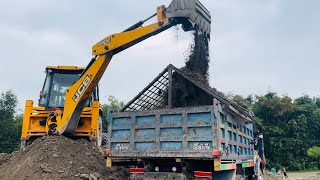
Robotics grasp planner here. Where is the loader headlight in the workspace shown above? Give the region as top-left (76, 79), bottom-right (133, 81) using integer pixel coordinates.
top-left (172, 167), bottom-right (177, 173)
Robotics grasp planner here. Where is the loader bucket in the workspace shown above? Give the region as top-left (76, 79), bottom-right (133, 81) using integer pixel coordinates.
top-left (166, 0), bottom-right (211, 39)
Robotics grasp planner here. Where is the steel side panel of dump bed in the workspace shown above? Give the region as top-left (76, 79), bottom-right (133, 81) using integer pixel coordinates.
top-left (107, 106), bottom-right (217, 158)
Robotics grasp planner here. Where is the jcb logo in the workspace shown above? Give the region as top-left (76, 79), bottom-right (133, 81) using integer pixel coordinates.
top-left (72, 75), bottom-right (91, 102)
top-left (99, 37), bottom-right (111, 46)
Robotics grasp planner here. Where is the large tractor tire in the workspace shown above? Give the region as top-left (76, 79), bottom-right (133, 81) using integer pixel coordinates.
top-left (95, 116), bottom-right (103, 146)
top-left (20, 140), bottom-right (26, 150)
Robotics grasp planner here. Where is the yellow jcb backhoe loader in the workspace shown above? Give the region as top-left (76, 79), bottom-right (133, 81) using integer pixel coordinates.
top-left (20, 0), bottom-right (211, 148)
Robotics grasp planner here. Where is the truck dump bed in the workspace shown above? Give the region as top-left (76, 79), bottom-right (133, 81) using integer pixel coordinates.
top-left (107, 105), bottom-right (254, 161)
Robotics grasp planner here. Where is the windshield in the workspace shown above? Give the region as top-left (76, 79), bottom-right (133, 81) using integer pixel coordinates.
top-left (39, 71), bottom-right (81, 108)
top-left (49, 73), bottom-right (80, 107)
top-left (39, 69), bottom-right (99, 108)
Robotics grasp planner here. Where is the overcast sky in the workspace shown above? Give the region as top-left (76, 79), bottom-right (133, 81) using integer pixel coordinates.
top-left (0, 0), bottom-right (319, 110)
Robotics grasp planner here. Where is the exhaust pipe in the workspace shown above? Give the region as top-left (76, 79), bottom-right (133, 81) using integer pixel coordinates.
top-left (165, 0), bottom-right (211, 39)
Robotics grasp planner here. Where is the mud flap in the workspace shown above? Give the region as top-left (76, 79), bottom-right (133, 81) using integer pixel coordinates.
top-left (106, 157), bottom-right (112, 168)
top-left (166, 0), bottom-right (211, 38)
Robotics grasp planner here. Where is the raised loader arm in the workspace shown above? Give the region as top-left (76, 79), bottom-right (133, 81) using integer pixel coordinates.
top-left (48, 0), bottom-right (211, 135)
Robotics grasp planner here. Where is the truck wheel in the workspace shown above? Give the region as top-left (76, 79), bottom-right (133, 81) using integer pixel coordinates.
top-left (247, 175), bottom-right (254, 180)
top-left (101, 133), bottom-right (108, 146)
top-left (235, 175), bottom-right (245, 180)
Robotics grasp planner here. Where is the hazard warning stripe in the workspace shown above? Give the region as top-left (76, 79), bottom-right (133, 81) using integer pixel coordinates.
top-left (129, 168), bottom-right (144, 174)
top-left (194, 171), bottom-right (212, 177)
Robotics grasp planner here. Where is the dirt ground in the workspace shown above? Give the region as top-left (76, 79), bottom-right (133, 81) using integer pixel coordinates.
top-left (263, 171), bottom-right (320, 180)
top-left (286, 171), bottom-right (320, 180)
top-left (0, 136), bottom-right (128, 180)
top-left (3, 137), bottom-right (320, 180)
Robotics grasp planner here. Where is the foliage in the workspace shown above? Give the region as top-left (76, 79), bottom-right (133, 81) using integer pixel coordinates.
top-left (0, 90), bottom-right (21, 153)
top-left (101, 96), bottom-right (125, 132)
top-left (307, 146), bottom-right (320, 159)
top-left (307, 146), bottom-right (320, 169)
top-left (238, 93), bottom-right (320, 171)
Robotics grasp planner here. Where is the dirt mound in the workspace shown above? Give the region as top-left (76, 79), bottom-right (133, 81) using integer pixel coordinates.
top-left (0, 153), bottom-right (9, 166)
top-left (170, 69), bottom-right (213, 107)
top-left (0, 136), bottom-right (125, 180)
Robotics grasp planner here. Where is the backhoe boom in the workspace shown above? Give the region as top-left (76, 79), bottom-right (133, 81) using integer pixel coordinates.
top-left (47, 0), bottom-right (211, 136)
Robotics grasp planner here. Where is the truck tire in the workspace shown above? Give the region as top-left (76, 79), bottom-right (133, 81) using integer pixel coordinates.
top-left (101, 133), bottom-right (108, 146)
top-left (235, 175), bottom-right (245, 180)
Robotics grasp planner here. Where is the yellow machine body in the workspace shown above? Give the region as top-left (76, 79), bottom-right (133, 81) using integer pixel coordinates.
top-left (21, 66), bottom-right (102, 145)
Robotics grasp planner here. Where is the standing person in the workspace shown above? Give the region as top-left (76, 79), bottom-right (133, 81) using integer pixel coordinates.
top-left (282, 167), bottom-right (288, 178)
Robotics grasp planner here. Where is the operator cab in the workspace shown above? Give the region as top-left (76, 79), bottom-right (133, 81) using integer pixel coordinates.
top-left (38, 66), bottom-right (99, 109)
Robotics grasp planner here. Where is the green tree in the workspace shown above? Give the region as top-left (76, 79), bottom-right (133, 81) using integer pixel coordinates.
top-left (101, 96), bottom-right (125, 132)
top-left (251, 92), bottom-right (320, 171)
top-left (307, 146), bottom-right (320, 168)
top-left (0, 90), bottom-right (20, 153)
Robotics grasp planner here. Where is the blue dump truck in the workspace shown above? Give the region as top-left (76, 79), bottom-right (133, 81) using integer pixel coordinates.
top-left (105, 65), bottom-right (263, 180)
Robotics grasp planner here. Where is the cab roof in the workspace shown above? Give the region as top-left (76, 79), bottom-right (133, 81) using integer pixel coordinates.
top-left (46, 66), bottom-right (85, 71)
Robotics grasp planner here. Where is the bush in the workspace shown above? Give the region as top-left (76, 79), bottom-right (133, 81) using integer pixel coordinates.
top-left (266, 160), bottom-right (281, 172)
top-left (306, 161), bottom-right (318, 170)
top-left (288, 161), bottom-right (304, 171)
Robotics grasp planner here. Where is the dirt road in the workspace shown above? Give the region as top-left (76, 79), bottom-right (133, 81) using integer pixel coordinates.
top-left (264, 171), bottom-right (320, 180)
top-left (286, 171), bottom-right (320, 180)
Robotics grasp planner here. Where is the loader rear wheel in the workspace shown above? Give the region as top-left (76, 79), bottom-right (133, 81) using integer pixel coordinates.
top-left (20, 137), bottom-right (37, 149)
top-left (20, 141), bottom-right (26, 150)
top-left (94, 116), bottom-right (103, 146)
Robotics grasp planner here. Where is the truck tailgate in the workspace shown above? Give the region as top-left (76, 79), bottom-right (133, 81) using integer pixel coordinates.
top-left (107, 106), bottom-right (217, 158)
